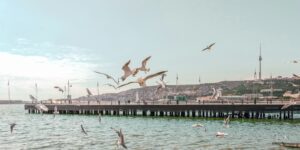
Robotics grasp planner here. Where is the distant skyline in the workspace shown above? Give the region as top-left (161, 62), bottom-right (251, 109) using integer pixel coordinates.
top-left (0, 0), bottom-right (299, 100)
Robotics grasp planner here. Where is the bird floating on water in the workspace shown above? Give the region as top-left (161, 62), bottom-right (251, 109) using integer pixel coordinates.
top-left (192, 123), bottom-right (204, 128)
top-left (202, 43), bottom-right (215, 51)
top-left (118, 71), bottom-right (168, 88)
top-left (216, 132), bottom-right (228, 137)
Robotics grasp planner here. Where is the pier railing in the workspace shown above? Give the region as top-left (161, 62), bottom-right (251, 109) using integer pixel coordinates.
top-left (35, 99), bottom-right (299, 106)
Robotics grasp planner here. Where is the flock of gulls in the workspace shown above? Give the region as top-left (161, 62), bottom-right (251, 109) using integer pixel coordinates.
top-left (8, 44), bottom-right (217, 148)
top-left (192, 115), bottom-right (230, 137)
top-left (94, 56), bottom-right (167, 91)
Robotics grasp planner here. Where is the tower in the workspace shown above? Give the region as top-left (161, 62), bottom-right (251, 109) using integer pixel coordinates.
top-left (259, 44), bottom-right (262, 80)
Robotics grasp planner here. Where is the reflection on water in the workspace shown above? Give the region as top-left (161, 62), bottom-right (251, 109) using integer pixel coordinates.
top-left (0, 105), bottom-right (300, 149)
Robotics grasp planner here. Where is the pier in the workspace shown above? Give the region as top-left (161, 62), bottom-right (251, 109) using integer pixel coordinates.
top-left (24, 100), bottom-right (300, 120)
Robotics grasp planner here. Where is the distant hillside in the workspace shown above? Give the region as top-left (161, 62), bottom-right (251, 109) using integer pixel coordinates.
top-left (75, 78), bottom-right (299, 102)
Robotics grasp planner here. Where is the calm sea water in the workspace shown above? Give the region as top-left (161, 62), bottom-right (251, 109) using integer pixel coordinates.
top-left (1, 104), bottom-right (300, 150)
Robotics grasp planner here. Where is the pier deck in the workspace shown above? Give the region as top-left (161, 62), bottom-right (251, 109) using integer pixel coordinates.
top-left (24, 101), bottom-right (300, 119)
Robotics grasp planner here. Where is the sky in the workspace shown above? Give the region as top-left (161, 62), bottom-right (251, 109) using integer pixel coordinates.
top-left (0, 0), bottom-right (299, 100)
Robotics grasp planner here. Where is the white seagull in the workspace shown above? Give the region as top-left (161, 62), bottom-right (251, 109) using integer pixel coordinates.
top-left (118, 71), bottom-right (168, 88)
top-left (121, 60), bottom-right (135, 81)
top-left (136, 56), bottom-right (151, 74)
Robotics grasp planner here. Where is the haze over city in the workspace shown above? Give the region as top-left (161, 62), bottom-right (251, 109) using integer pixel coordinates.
top-left (0, 0), bottom-right (299, 100)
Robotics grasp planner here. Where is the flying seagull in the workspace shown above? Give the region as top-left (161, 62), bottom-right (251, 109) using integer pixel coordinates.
top-left (289, 82), bottom-right (300, 87)
top-left (86, 88), bottom-right (93, 97)
top-left (94, 71), bottom-right (119, 85)
top-left (118, 71), bottom-right (168, 88)
top-left (121, 60), bottom-right (134, 81)
top-left (111, 127), bottom-right (127, 149)
top-left (81, 124), bottom-right (88, 135)
top-left (29, 95), bottom-right (37, 103)
top-left (202, 43), bottom-right (215, 51)
top-left (136, 56), bottom-right (151, 74)
top-left (293, 74), bottom-right (300, 79)
top-left (10, 123), bottom-right (16, 134)
top-left (224, 115), bottom-right (230, 127)
top-left (156, 74), bottom-right (167, 92)
top-left (281, 100), bottom-right (297, 110)
top-left (54, 86), bottom-right (64, 93)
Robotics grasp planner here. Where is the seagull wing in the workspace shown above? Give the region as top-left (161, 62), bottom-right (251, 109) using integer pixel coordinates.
top-left (293, 74), bottom-right (300, 78)
top-left (144, 71), bottom-right (168, 81)
top-left (122, 60), bottom-right (132, 77)
top-left (86, 88), bottom-right (92, 96)
top-left (94, 71), bottom-right (119, 85)
top-left (141, 56), bottom-right (151, 68)
top-left (161, 74), bottom-right (167, 81)
top-left (208, 43), bottom-right (216, 48)
top-left (104, 83), bottom-right (117, 89)
top-left (117, 81), bottom-right (138, 89)
top-left (29, 95), bottom-right (37, 101)
top-left (202, 47), bottom-right (209, 51)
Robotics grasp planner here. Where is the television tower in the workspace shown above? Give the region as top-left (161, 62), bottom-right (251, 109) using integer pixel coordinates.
top-left (259, 44), bottom-right (262, 80)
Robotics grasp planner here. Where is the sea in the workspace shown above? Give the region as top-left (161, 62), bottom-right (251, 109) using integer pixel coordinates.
top-left (0, 104), bottom-right (300, 150)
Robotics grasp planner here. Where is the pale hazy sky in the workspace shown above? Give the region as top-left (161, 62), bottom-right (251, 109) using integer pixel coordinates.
top-left (0, 0), bottom-right (299, 100)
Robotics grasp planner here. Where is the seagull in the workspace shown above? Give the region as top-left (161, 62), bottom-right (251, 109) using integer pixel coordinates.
top-left (86, 88), bottom-right (93, 97)
top-left (281, 100), bottom-right (297, 110)
top-left (293, 74), bottom-right (300, 79)
top-left (104, 83), bottom-right (118, 90)
top-left (156, 73), bottom-right (167, 91)
top-left (224, 115), bottom-right (230, 125)
top-left (94, 71), bottom-right (119, 85)
top-left (10, 123), bottom-right (16, 134)
top-left (98, 114), bottom-right (101, 123)
top-left (202, 43), bottom-right (215, 51)
top-left (111, 127), bottom-right (127, 149)
top-left (156, 80), bottom-right (167, 92)
top-left (192, 123), bottom-right (204, 128)
top-left (290, 60), bottom-right (299, 63)
top-left (160, 73), bottom-right (167, 81)
top-left (29, 95), bottom-right (37, 102)
top-left (81, 124), bottom-right (88, 135)
top-left (216, 132), bottom-right (228, 137)
top-left (136, 56), bottom-right (151, 73)
top-left (54, 86), bottom-right (64, 93)
top-left (289, 82), bottom-right (300, 87)
top-left (53, 106), bottom-right (59, 118)
top-left (121, 60), bottom-right (134, 81)
top-left (118, 71), bottom-right (168, 88)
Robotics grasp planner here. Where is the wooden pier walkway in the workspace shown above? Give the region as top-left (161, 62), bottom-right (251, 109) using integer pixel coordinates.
top-left (24, 101), bottom-right (300, 120)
